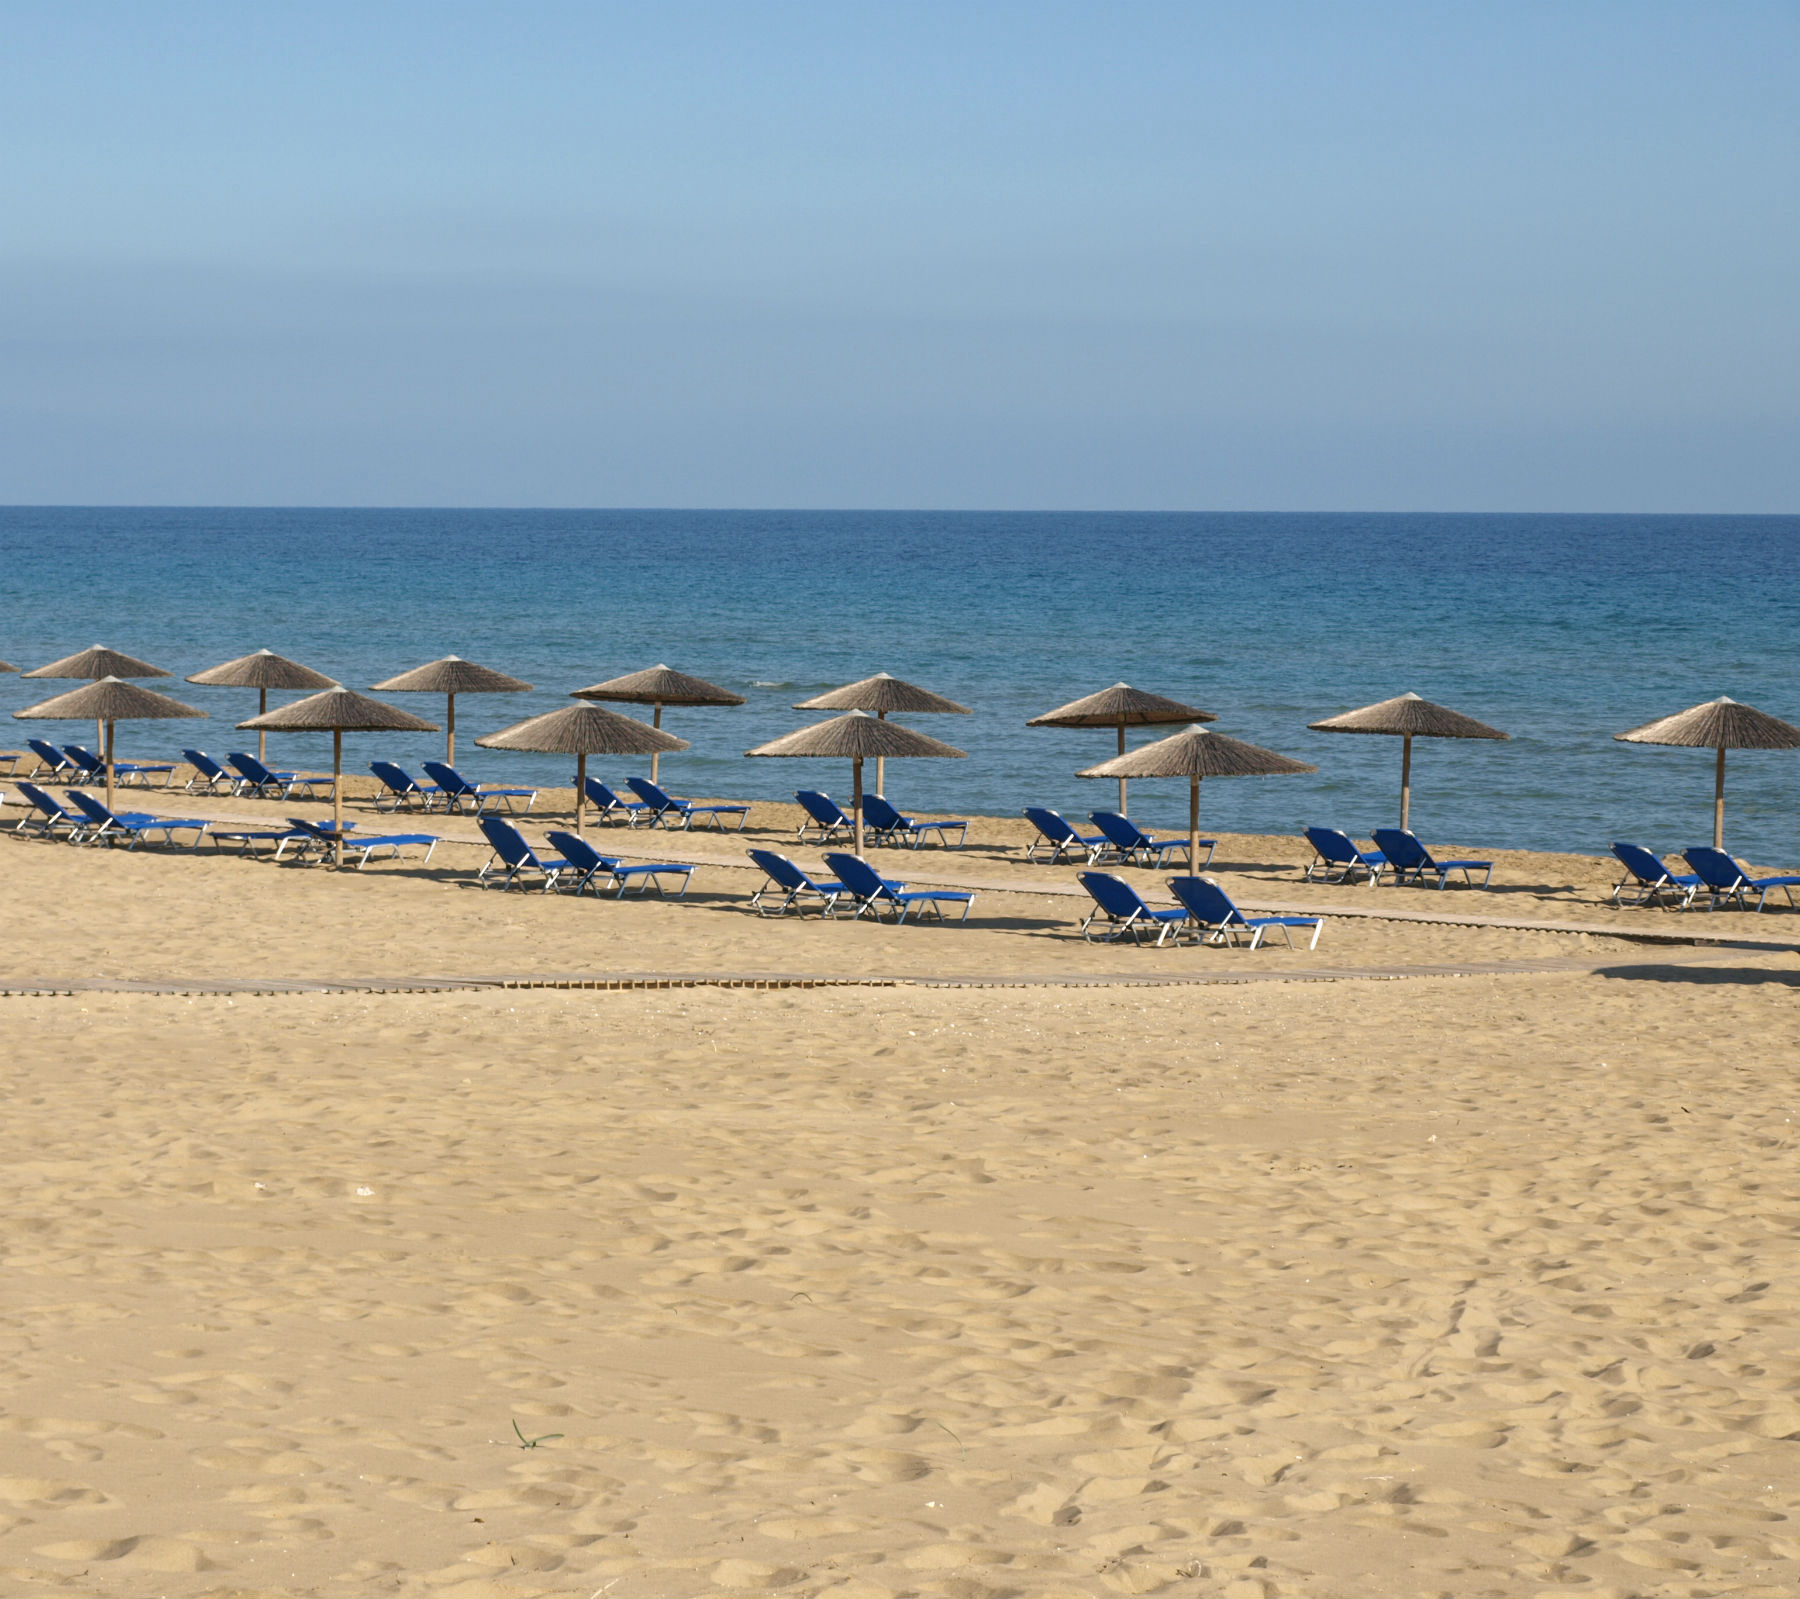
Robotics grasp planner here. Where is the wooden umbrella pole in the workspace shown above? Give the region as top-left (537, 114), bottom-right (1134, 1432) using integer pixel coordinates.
top-left (1189, 775), bottom-right (1200, 873)
top-left (334, 728), bottom-right (344, 870)
top-left (104, 719), bottom-right (115, 815)
top-left (447, 694), bottom-right (456, 765)
top-left (876, 709), bottom-right (886, 798)
top-left (651, 703), bottom-right (662, 784)
top-left (1117, 722), bottom-right (1127, 815)
top-left (576, 752), bottom-right (587, 834)
top-left (1400, 733), bottom-right (1413, 831)
top-left (259, 687), bottom-right (268, 762)
top-left (1714, 746), bottom-right (1726, 850)
top-left (852, 756), bottom-right (864, 856)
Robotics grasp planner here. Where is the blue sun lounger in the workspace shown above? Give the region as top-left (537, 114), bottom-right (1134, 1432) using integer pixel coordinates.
top-left (279, 816), bottom-right (440, 869)
top-left (626, 776), bottom-right (750, 832)
top-left (423, 760), bottom-right (537, 815)
top-left (1090, 810), bottom-right (1203, 869)
top-left (1167, 875), bottom-right (1323, 950)
top-left (795, 790), bottom-right (855, 844)
top-left (182, 749), bottom-right (242, 793)
top-left (1022, 807), bottom-right (1107, 864)
top-left (1681, 846), bottom-right (1800, 912)
top-left (65, 789), bottom-right (211, 849)
top-left (822, 851), bottom-right (976, 924)
top-left (1608, 843), bottom-right (1700, 908)
top-left (26, 740), bottom-right (81, 780)
top-left (476, 816), bottom-right (567, 890)
top-left (1371, 828), bottom-right (1493, 889)
top-left (62, 745), bottom-right (177, 789)
top-left (544, 830), bottom-right (694, 897)
top-left (861, 793), bottom-right (968, 850)
top-left (1302, 827), bottom-right (1387, 886)
top-left (11, 781), bottom-right (89, 839)
top-left (229, 752), bottom-right (335, 800)
top-left (584, 776), bottom-right (649, 826)
top-left (746, 848), bottom-right (845, 916)
top-left (1075, 871), bottom-right (1188, 944)
top-left (370, 761), bottom-right (446, 812)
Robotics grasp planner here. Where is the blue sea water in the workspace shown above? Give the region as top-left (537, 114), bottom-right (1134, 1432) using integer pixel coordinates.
top-left (2, 507), bottom-right (1798, 863)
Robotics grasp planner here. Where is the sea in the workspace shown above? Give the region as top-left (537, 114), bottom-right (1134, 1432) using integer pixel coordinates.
top-left (3, 508), bottom-right (1797, 863)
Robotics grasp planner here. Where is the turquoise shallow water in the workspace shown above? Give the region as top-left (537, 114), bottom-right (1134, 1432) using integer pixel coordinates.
top-left (2, 507), bottom-right (1798, 862)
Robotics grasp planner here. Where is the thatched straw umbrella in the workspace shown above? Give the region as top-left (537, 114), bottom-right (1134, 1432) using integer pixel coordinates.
top-left (187, 649), bottom-right (336, 763)
top-left (1029, 683), bottom-right (1215, 814)
top-left (241, 687), bottom-right (438, 868)
top-left (0, 658), bottom-right (16, 673)
top-left (14, 677), bottom-right (206, 815)
top-left (1079, 725), bottom-right (1316, 870)
top-left (1308, 692), bottom-right (1508, 831)
top-left (794, 672), bottom-right (970, 800)
top-left (370, 657), bottom-right (533, 765)
top-left (476, 702), bottom-right (689, 834)
top-left (571, 665), bottom-right (744, 784)
top-left (1615, 696), bottom-right (1800, 849)
top-left (24, 645), bottom-right (174, 750)
top-left (23, 645), bottom-right (171, 682)
top-left (747, 710), bottom-right (967, 854)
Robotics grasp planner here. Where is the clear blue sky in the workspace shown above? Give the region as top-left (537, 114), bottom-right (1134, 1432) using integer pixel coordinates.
top-left (3, 2), bottom-right (1795, 509)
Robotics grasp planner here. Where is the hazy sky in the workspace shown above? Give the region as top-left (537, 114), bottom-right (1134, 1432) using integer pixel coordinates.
top-left (3, 2), bottom-right (1795, 509)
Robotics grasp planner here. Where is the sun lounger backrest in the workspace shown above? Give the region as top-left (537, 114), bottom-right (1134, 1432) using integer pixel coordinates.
top-left (1166, 875), bottom-right (1241, 928)
top-left (66, 790), bottom-right (116, 828)
top-left (1371, 828), bottom-right (1430, 870)
top-left (19, 781), bottom-right (69, 818)
top-left (423, 761), bottom-right (476, 797)
top-left (796, 790), bottom-right (848, 828)
top-left (1078, 870), bottom-right (1152, 919)
top-left (749, 849), bottom-right (818, 893)
top-left (1025, 807), bottom-right (1076, 843)
top-left (1610, 842), bottom-right (1671, 883)
top-left (28, 739), bottom-right (65, 767)
top-left (370, 761), bottom-right (417, 793)
top-left (863, 794), bottom-right (905, 830)
top-left (476, 815), bottom-right (532, 866)
top-left (1304, 827), bottom-right (1358, 864)
top-left (229, 752), bottom-right (280, 785)
top-left (183, 749), bottom-right (225, 777)
top-left (1089, 811), bottom-right (1144, 851)
top-left (545, 830), bottom-right (609, 872)
top-left (1682, 847), bottom-right (1743, 890)
top-left (822, 853), bottom-right (890, 901)
top-left (627, 776), bottom-right (676, 809)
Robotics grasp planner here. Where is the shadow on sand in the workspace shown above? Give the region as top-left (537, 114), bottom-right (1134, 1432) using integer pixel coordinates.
top-left (1595, 962), bottom-right (1800, 987)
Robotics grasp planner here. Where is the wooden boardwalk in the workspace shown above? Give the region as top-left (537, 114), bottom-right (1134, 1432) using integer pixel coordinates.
top-left (4, 945), bottom-right (1780, 999)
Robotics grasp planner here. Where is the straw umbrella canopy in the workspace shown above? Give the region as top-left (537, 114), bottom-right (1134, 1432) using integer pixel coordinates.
top-left (187, 649), bottom-right (336, 763)
top-left (1614, 696), bottom-right (1800, 849)
top-left (794, 672), bottom-right (971, 799)
top-left (476, 702), bottom-right (689, 834)
top-left (747, 710), bottom-right (967, 855)
top-left (370, 657), bottom-right (533, 765)
top-left (1028, 683), bottom-right (1216, 814)
top-left (572, 665), bottom-right (745, 784)
top-left (1308, 692), bottom-right (1508, 831)
top-left (1079, 725), bottom-right (1316, 871)
top-left (241, 687), bottom-right (437, 868)
top-left (14, 677), bottom-right (206, 814)
top-left (24, 645), bottom-right (175, 749)
top-left (0, 658), bottom-right (16, 673)
top-left (23, 644), bottom-right (171, 682)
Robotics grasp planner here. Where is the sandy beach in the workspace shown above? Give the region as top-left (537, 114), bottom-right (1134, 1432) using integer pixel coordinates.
top-left (4, 785), bottom-right (1800, 1598)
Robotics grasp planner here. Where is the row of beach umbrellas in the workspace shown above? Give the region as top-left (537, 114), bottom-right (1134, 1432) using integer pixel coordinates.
top-left (6, 646), bottom-right (1800, 866)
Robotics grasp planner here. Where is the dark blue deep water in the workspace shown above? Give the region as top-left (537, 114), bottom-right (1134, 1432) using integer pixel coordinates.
top-left (3, 508), bottom-right (1798, 861)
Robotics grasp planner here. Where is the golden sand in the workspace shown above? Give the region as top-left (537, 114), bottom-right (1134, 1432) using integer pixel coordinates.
top-left (3, 785), bottom-right (1799, 1597)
